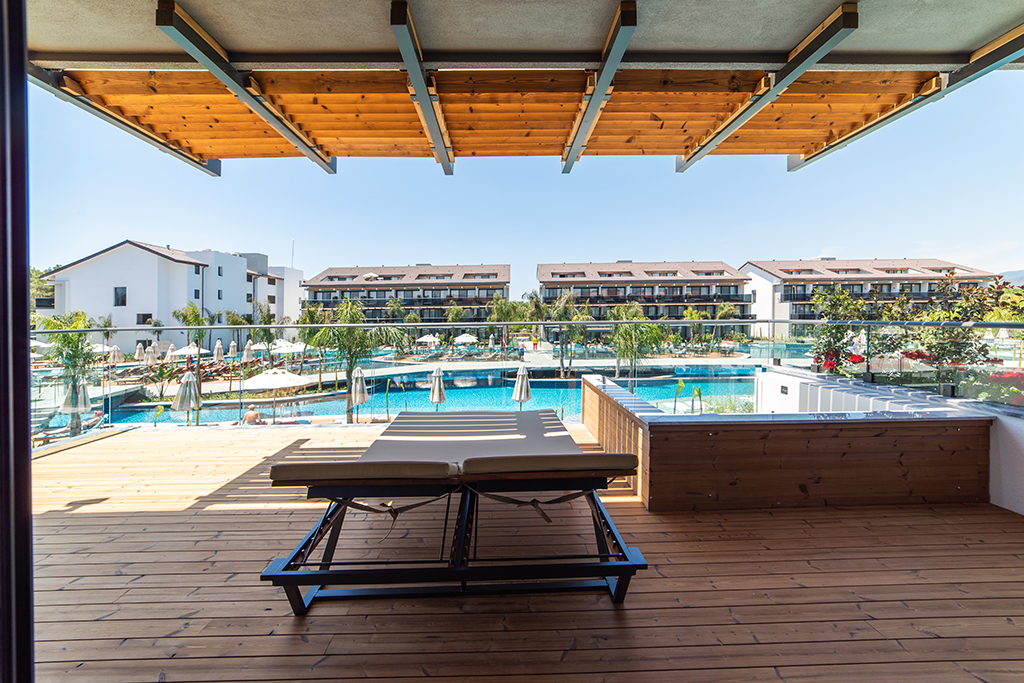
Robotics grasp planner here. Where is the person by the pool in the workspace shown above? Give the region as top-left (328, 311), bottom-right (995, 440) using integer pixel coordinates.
top-left (242, 405), bottom-right (263, 425)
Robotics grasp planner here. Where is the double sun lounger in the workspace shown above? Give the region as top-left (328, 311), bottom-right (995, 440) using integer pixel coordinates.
top-left (261, 410), bottom-right (647, 614)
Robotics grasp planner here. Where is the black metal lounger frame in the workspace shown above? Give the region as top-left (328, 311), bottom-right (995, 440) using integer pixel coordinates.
top-left (261, 475), bottom-right (647, 615)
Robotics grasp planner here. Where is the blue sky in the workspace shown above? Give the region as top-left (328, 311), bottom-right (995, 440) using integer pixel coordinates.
top-left (28, 70), bottom-right (1024, 297)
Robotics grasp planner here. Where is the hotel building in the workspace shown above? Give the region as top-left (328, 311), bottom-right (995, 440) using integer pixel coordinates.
top-left (537, 261), bottom-right (754, 336)
top-left (741, 258), bottom-right (1000, 336)
top-left (302, 264), bottom-right (510, 324)
top-left (37, 240), bottom-right (303, 350)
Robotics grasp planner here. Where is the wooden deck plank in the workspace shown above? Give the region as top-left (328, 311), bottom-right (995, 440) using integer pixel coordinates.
top-left (31, 426), bottom-right (1024, 682)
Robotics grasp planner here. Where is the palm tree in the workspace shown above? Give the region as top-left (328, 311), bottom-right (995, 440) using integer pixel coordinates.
top-left (224, 310), bottom-right (249, 350)
top-left (37, 311), bottom-right (96, 436)
top-left (404, 311), bottom-right (421, 345)
top-left (714, 302), bottom-right (740, 340)
top-left (90, 313), bottom-right (114, 351)
top-left (296, 303), bottom-right (328, 389)
top-left (607, 302), bottom-right (664, 387)
top-left (314, 301), bottom-right (403, 423)
top-left (487, 293), bottom-right (520, 353)
top-left (386, 297), bottom-right (406, 321)
top-left (549, 289), bottom-right (579, 378)
top-left (522, 289), bottom-right (548, 341)
top-left (250, 300), bottom-right (276, 366)
top-left (445, 301), bottom-right (466, 345)
top-left (146, 317), bottom-right (164, 345)
top-left (172, 301), bottom-right (217, 395)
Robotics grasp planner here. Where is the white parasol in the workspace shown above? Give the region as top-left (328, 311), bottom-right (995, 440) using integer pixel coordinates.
top-left (229, 339), bottom-right (237, 357)
top-left (417, 334), bottom-right (441, 345)
top-left (143, 344), bottom-right (158, 367)
top-left (512, 365), bottom-right (532, 410)
top-left (488, 334), bottom-right (495, 350)
top-left (213, 339), bottom-right (224, 363)
top-left (454, 333), bottom-right (478, 344)
top-left (164, 342), bottom-right (176, 360)
top-left (242, 340), bottom-right (254, 363)
top-left (429, 366), bottom-right (446, 411)
top-left (134, 342), bottom-right (145, 361)
top-left (107, 346), bottom-right (124, 364)
top-left (350, 366), bottom-right (369, 422)
top-left (169, 343), bottom-right (210, 357)
top-left (58, 378), bottom-right (91, 415)
top-left (90, 342), bottom-right (114, 354)
top-left (170, 371), bottom-right (202, 425)
top-left (243, 368), bottom-right (309, 423)
top-left (30, 338), bottom-right (53, 349)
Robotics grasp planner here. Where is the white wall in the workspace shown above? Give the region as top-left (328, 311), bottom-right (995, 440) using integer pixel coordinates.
top-left (740, 265), bottom-right (777, 337)
top-left (989, 415), bottom-right (1024, 516)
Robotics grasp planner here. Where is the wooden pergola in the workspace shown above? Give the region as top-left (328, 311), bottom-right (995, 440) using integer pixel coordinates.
top-left (26, 1), bottom-right (1024, 176)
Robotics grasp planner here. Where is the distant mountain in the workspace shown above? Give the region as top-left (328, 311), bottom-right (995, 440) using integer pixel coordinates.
top-left (1002, 270), bottom-right (1024, 286)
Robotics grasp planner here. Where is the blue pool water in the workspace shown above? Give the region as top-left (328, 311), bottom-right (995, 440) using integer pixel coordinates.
top-left (108, 368), bottom-right (756, 425)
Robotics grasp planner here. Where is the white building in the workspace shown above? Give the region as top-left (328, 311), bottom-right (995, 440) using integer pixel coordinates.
top-left (740, 258), bottom-right (999, 337)
top-left (38, 240), bottom-right (303, 351)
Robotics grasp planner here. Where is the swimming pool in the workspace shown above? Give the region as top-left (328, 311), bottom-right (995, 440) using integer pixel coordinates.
top-left (107, 367), bottom-right (758, 425)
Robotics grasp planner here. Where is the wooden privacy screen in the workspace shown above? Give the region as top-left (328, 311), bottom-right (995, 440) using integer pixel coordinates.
top-left (582, 379), bottom-right (992, 512)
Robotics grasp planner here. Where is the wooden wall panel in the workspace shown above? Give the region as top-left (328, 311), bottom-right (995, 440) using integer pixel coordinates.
top-left (582, 379), bottom-right (991, 513)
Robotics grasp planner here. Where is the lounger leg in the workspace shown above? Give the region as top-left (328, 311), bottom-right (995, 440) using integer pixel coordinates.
top-left (610, 574), bottom-right (632, 604)
top-left (318, 504), bottom-right (347, 571)
top-left (283, 585), bottom-right (309, 616)
top-left (449, 488), bottom-right (476, 570)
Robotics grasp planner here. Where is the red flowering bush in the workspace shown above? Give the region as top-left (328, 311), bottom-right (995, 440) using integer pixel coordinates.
top-left (848, 354), bottom-right (865, 364)
top-left (822, 360), bottom-right (836, 371)
top-left (901, 349), bottom-right (932, 361)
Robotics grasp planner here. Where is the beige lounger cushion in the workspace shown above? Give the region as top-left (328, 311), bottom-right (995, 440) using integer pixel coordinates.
top-left (461, 452), bottom-right (638, 475)
top-left (270, 460), bottom-right (458, 482)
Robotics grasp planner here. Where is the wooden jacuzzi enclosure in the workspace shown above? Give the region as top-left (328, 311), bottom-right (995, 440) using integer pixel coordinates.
top-left (580, 374), bottom-right (992, 513)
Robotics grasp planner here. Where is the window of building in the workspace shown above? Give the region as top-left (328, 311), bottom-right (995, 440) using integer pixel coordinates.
top-left (267, 295), bottom-right (276, 304)
top-left (829, 269), bottom-right (864, 275)
top-left (901, 283), bottom-right (922, 293)
top-left (718, 285), bottom-right (739, 295)
top-left (367, 290), bottom-right (388, 299)
top-left (631, 286), bottom-right (653, 297)
top-left (247, 274), bottom-right (253, 283)
top-left (194, 289), bottom-right (200, 300)
top-left (782, 269), bottom-right (814, 275)
top-left (246, 293), bottom-right (253, 303)
top-left (113, 287), bottom-right (126, 307)
top-left (553, 272), bottom-right (584, 278)
top-left (841, 284), bottom-right (863, 294)
top-left (326, 276), bottom-right (353, 281)
top-left (217, 290), bottom-right (223, 300)
top-left (646, 271), bottom-right (677, 277)
top-left (688, 286), bottom-right (711, 296)
top-left (194, 265), bottom-right (201, 275)
top-left (598, 272), bottom-right (629, 278)
top-left (931, 268), bottom-right (954, 274)
top-left (883, 269), bottom-right (907, 275)
top-left (467, 273), bottom-right (497, 279)
top-left (267, 278), bottom-right (276, 285)
top-left (479, 288), bottom-right (502, 298)
top-left (875, 283), bottom-right (892, 293)
top-left (417, 274), bottom-right (452, 280)
top-left (451, 289), bottom-right (472, 298)
top-left (694, 271), bottom-right (724, 277)
top-left (397, 289), bottom-right (417, 298)
top-left (425, 289), bottom-right (446, 298)
top-left (379, 275), bottom-right (404, 281)
top-left (217, 266), bottom-right (223, 276)
top-left (136, 313), bottom-right (152, 325)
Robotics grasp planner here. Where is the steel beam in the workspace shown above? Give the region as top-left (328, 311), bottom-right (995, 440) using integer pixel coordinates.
top-left (788, 20), bottom-right (1024, 172)
top-left (27, 63), bottom-right (221, 177)
top-left (391, 1), bottom-right (453, 175)
top-left (155, 1), bottom-right (336, 174)
top-left (562, 2), bottom-right (637, 173)
top-left (676, 3), bottom-right (858, 174)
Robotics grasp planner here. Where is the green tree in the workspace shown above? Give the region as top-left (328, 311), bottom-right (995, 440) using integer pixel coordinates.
top-left (297, 303), bottom-right (329, 390)
top-left (146, 317), bottom-right (165, 344)
top-left (487, 293), bottom-right (521, 352)
top-left (314, 302), bottom-right (406, 423)
top-left (172, 302), bottom-right (219, 395)
top-left (30, 267), bottom-right (56, 312)
top-left (250, 300), bottom-right (277, 364)
top-left (37, 311), bottom-right (96, 436)
top-left (607, 302), bottom-right (664, 386)
top-left (224, 310), bottom-right (249, 350)
top-left (404, 311), bottom-right (421, 344)
top-left (522, 289), bottom-right (548, 340)
top-left (386, 297), bottom-right (406, 321)
top-left (713, 302), bottom-right (739, 340)
top-left (445, 301), bottom-right (466, 343)
top-left (90, 313), bottom-right (114, 352)
top-left (811, 286), bottom-right (867, 373)
top-left (549, 289), bottom-right (582, 378)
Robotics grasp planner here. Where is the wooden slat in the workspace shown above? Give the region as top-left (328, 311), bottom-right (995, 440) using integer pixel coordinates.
top-left (30, 426), bottom-right (1024, 681)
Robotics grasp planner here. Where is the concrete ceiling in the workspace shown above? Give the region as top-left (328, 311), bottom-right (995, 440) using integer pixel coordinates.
top-left (28, 0), bottom-right (1024, 71)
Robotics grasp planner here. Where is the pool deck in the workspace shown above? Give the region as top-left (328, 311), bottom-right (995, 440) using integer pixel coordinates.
top-left (31, 424), bottom-right (1024, 681)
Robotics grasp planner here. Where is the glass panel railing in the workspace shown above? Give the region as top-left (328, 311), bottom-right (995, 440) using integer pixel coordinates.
top-left (29, 318), bottom-right (1024, 442)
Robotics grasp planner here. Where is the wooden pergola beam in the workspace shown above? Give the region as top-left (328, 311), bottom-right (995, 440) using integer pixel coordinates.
top-left (676, 3), bottom-right (858, 174)
top-left (788, 19), bottom-right (1024, 171)
top-left (26, 63), bottom-right (221, 176)
top-left (391, 1), bottom-right (454, 175)
top-left (562, 2), bottom-right (637, 173)
top-left (155, 1), bottom-right (336, 174)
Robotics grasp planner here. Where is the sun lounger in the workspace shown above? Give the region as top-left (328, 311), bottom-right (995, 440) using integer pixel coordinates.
top-left (261, 409), bottom-right (646, 614)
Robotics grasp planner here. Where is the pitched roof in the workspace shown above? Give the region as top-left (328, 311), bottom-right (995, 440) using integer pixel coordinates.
top-left (537, 261), bottom-right (749, 284)
top-left (303, 264), bottom-right (510, 288)
top-left (741, 258), bottom-right (999, 282)
top-left (44, 240), bottom-right (207, 277)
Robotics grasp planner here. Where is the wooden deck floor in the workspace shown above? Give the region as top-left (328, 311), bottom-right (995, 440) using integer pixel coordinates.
top-left (32, 425), bottom-right (1024, 682)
